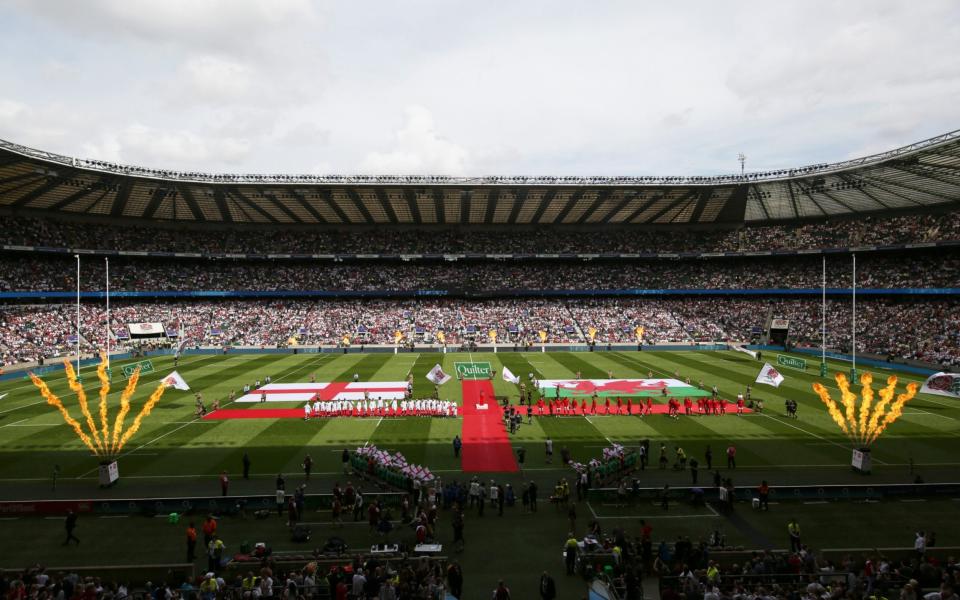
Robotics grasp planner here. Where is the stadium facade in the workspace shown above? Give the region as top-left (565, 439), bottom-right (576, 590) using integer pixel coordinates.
top-left (2, 129), bottom-right (960, 226)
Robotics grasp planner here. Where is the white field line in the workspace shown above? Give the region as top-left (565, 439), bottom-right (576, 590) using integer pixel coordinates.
top-left (902, 407), bottom-right (957, 421)
top-left (0, 400), bottom-right (47, 415)
top-left (584, 416), bottom-right (614, 445)
top-left (760, 413), bottom-right (889, 465)
top-left (588, 499), bottom-right (720, 520)
top-left (404, 354), bottom-right (420, 378)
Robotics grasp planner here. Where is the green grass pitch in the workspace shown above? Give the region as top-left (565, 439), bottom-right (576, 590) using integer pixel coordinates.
top-left (1, 349), bottom-right (956, 487)
top-left (2, 350), bottom-right (959, 598)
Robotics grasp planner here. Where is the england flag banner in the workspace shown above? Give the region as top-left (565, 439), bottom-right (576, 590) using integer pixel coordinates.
top-left (502, 366), bottom-right (520, 384)
top-left (920, 372), bottom-right (960, 399)
top-left (426, 364), bottom-right (451, 386)
top-left (755, 363), bottom-right (785, 387)
top-left (161, 371), bottom-right (190, 391)
top-left (128, 322), bottom-right (165, 336)
top-left (237, 382), bottom-right (409, 403)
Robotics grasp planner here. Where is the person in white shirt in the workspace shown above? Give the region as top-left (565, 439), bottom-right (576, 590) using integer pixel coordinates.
top-left (352, 570), bottom-right (366, 597)
top-left (303, 403), bottom-right (311, 421)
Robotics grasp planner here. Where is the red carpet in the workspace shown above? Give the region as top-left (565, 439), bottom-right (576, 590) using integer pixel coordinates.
top-left (460, 380), bottom-right (518, 473)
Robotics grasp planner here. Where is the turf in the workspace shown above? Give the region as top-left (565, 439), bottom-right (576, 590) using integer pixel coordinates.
top-left (2, 349), bottom-right (959, 599)
top-left (1, 349), bottom-right (957, 488)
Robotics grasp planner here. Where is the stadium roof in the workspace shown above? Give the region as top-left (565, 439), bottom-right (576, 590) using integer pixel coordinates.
top-left (1, 130), bottom-right (960, 226)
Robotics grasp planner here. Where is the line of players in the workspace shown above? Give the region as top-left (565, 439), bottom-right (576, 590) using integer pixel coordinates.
top-left (665, 393), bottom-right (759, 418)
top-left (303, 396), bottom-right (458, 419)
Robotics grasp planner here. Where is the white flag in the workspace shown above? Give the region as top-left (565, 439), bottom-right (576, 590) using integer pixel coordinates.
top-left (731, 344), bottom-right (757, 359)
top-left (0, 393), bottom-right (7, 402)
top-left (502, 366), bottom-right (520, 384)
top-left (426, 364), bottom-right (451, 385)
top-left (920, 372), bottom-right (960, 398)
top-left (755, 363), bottom-right (784, 388)
top-left (161, 370), bottom-right (190, 391)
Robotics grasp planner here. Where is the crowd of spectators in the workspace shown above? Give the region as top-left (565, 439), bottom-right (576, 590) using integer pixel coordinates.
top-left (2, 208), bottom-right (959, 255)
top-left (2, 297), bottom-right (957, 369)
top-left (0, 555), bottom-right (451, 600)
top-left (1, 251), bottom-right (957, 293)
top-left (658, 545), bottom-right (960, 600)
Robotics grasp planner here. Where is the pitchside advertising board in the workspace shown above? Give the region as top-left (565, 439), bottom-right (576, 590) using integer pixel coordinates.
top-left (121, 359), bottom-right (154, 378)
top-left (454, 362), bottom-right (492, 379)
top-left (777, 354), bottom-right (807, 371)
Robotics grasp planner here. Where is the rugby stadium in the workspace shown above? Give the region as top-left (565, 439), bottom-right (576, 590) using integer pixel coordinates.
top-left (2, 6), bottom-right (960, 600)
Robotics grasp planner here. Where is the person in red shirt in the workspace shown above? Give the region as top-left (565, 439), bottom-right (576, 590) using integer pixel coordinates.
top-left (683, 397), bottom-right (693, 416)
top-left (645, 397), bottom-right (653, 416)
top-left (737, 395), bottom-right (745, 415)
top-left (719, 398), bottom-right (727, 414)
top-left (186, 522), bottom-right (198, 562)
top-left (202, 515), bottom-right (217, 548)
top-left (640, 519), bottom-right (653, 542)
top-left (669, 398), bottom-right (679, 419)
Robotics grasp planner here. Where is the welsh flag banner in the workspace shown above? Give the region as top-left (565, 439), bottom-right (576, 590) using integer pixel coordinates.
top-left (536, 378), bottom-right (709, 399)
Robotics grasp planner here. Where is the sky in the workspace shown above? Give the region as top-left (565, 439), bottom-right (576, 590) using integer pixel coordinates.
top-left (0, 0), bottom-right (958, 176)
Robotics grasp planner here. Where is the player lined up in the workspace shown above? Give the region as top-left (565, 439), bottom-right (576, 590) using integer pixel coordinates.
top-left (303, 398), bottom-right (457, 419)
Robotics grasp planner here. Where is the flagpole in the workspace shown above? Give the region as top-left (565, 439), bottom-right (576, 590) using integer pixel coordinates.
top-left (851, 253), bottom-right (857, 381)
top-left (75, 254), bottom-right (81, 379)
top-left (105, 257), bottom-right (110, 371)
top-left (821, 256), bottom-right (827, 377)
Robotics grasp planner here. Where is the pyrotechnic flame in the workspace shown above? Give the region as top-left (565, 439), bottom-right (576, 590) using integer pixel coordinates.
top-left (117, 383), bottom-right (166, 450)
top-left (64, 361), bottom-right (104, 453)
top-left (110, 368), bottom-right (141, 454)
top-left (96, 354), bottom-right (110, 446)
top-left (811, 372), bottom-right (918, 447)
top-left (867, 382), bottom-right (919, 445)
top-left (29, 373), bottom-right (100, 455)
top-left (29, 355), bottom-right (169, 461)
top-left (812, 382), bottom-right (849, 435)
top-left (858, 373), bottom-right (874, 436)
top-left (835, 373), bottom-right (859, 439)
top-left (865, 376), bottom-right (897, 439)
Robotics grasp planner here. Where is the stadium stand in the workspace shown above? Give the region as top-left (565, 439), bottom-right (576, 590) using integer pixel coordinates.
top-left (2, 297), bottom-right (958, 369)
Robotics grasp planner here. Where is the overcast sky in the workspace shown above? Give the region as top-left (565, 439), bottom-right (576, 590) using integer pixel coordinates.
top-left (0, 0), bottom-right (958, 176)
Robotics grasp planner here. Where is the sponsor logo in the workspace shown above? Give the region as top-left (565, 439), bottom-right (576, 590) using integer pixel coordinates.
top-left (454, 362), bottom-right (492, 379)
top-left (776, 355), bottom-right (806, 371)
top-left (121, 360), bottom-right (155, 378)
